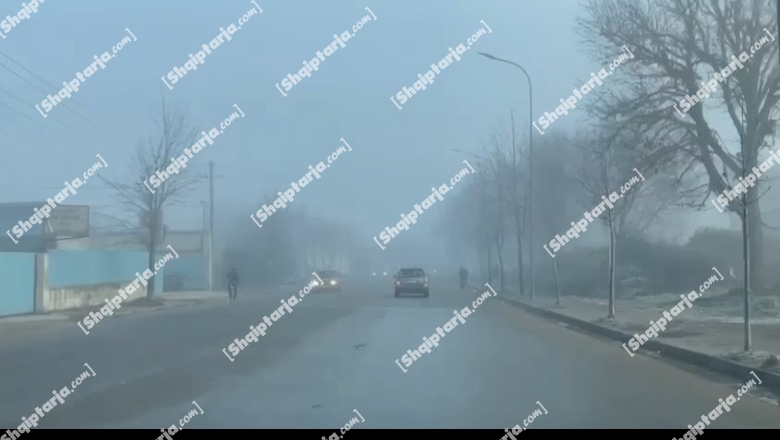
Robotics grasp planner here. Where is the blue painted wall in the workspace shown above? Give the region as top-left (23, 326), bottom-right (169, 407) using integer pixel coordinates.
top-left (48, 250), bottom-right (163, 294)
top-left (0, 252), bottom-right (35, 316)
top-left (0, 202), bottom-right (47, 252)
top-left (162, 253), bottom-right (205, 290)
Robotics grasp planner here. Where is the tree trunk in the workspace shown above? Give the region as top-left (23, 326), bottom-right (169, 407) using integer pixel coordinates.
top-left (146, 225), bottom-right (157, 299)
top-left (477, 248), bottom-right (485, 282)
top-left (495, 236), bottom-right (505, 291)
top-left (486, 246), bottom-right (493, 285)
top-left (515, 216), bottom-right (525, 296)
top-left (747, 201), bottom-right (763, 289)
top-left (742, 196), bottom-right (752, 351)
top-left (742, 134), bottom-right (753, 352)
top-left (607, 209), bottom-right (616, 319)
top-left (553, 257), bottom-right (561, 306)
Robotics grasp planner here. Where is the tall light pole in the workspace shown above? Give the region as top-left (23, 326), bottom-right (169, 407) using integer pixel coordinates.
top-left (478, 52), bottom-right (535, 299)
top-left (199, 200), bottom-right (209, 289)
top-left (209, 161), bottom-right (214, 291)
top-left (193, 162), bottom-right (222, 291)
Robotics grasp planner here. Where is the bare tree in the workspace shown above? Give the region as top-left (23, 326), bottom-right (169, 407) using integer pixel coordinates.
top-left (100, 98), bottom-right (200, 298)
top-left (533, 132), bottom-right (578, 305)
top-left (574, 135), bottom-right (617, 318)
top-left (485, 144), bottom-right (511, 291)
top-left (571, 129), bottom-right (659, 318)
top-left (579, 0), bottom-right (779, 288)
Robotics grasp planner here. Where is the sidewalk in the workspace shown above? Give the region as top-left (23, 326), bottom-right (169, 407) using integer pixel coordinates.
top-left (0, 286), bottom-right (297, 347)
top-left (500, 289), bottom-right (780, 375)
top-left (159, 290), bottom-right (228, 302)
top-left (0, 291), bottom-right (227, 326)
top-left (0, 285), bottom-right (289, 325)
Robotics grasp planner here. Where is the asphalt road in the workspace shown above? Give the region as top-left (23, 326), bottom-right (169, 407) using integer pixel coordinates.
top-left (0, 277), bottom-right (778, 429)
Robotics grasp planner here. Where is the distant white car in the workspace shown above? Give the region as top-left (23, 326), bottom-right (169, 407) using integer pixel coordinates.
top-left (313, 270), bottom-right (342, 292)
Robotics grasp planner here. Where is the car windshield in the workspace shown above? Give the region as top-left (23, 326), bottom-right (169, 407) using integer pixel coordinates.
top-left (399, 269), bottom-right (425, 277)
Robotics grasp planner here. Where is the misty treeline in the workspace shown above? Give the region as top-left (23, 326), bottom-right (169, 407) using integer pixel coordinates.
top-left (219, 203), bottom-right (373, 286)
top-left (438, 0), bottom-right (780, 306)
top-left (102, 102), bottom-right (376, 289)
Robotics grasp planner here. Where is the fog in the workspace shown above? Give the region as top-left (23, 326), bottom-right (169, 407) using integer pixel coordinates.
top-left (0, 0), bottom-right (779, 430)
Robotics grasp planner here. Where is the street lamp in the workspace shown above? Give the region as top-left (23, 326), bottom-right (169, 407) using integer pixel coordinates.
top-left (477, 52), bottom-right (535, 299)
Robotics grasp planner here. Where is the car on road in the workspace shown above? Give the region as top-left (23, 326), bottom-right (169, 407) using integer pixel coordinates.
top-left (314, 270), bottom-right (342, 292)
top-left (394, 268), bottom-right (429, 298)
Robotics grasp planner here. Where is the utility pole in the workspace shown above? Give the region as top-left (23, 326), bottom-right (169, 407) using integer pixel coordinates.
top-left (193, 163), bottom-right (222, 291)
top-left (208, 161), bottom-right (215, 291)
top-left (528, 82), bottom-right (535, 300)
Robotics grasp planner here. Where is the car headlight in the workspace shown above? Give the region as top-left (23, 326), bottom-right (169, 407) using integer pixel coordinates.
top-left (330, 280), bottom-right (337, 285)
top-left (313, 281), bottom-right (319, 286)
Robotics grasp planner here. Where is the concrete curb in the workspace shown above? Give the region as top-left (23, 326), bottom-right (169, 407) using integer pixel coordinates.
top-left (500, 295), bottom-right (780, 394)
top-left (0, 313), bottom-right (71, 324)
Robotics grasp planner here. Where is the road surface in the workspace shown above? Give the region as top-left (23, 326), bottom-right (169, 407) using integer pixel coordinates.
top-left (0, 277), bottom-right (777, 429)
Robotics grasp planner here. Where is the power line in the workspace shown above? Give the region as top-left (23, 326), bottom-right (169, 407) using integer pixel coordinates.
top-left (0, 100), bottom-right (67, 136)
top-left (0, 100), bottom-right (41, 124)
top-left (0, 59), bottom-right (95, 126)
top-left (0, 49), bottom-right (89, 109)
top-left (0, 86), bottom-right (73, 131)
top-left (0, 184), bottom-right (113, 190)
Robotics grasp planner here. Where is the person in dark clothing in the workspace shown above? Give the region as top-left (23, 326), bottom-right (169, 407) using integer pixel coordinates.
top-left (459, 267), bottom-right (468, 289)
top-left (227, 268), bottom-right (239, 303)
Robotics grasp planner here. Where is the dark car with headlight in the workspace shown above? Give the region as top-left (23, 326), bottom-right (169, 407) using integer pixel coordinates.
top-left (394, 268), bottom-right (429, 297)
top-left (314, 270), bottom-right (342, 291)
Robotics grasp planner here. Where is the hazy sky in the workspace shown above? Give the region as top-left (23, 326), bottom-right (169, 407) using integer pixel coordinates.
top-left (0, 0), bottom-right (735, 249)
